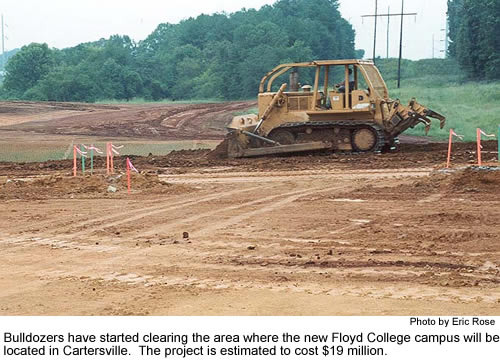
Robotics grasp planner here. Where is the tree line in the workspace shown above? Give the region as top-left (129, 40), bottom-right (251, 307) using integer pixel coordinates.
top-left (0, 0), bottom-right (357, 102)
top-left (447, 0), bottom-right (499, 80)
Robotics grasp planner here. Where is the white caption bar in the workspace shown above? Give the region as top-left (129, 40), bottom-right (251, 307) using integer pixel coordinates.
top-left (0, 316), bottom-right (498, 359)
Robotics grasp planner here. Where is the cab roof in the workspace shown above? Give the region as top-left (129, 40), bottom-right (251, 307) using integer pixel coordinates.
top-left (259, 59), bottom-right (377, 93)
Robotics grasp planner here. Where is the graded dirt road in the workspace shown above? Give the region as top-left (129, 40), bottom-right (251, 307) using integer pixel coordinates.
top-left (0, 100), bottom-right (254, 139)
top-left (0, 101), bottom-right (499, 315)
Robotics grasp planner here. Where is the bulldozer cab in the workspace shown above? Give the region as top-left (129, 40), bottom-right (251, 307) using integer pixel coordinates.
top-left (259, 60), bottom-right (388, 115)
top-left (245, 60), bottom-right (391, 136)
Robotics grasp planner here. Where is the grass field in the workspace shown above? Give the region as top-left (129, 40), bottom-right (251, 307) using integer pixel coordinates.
top-left (0, 138), bottom-right (218, 163)
top-left (389, 78), bottom-right (499, 141)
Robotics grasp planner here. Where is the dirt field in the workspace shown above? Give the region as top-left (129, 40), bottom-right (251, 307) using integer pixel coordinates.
top-left (0, 101), bottom-right (499, 315)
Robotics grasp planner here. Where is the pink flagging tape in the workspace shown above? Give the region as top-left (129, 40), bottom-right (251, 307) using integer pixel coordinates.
top-left (450, 130), bottom-right (464, 140)
top-left (127, 158), bottom-right (139, 173)
top-left (111, 144), bottom-right (124, 154)
top-left (88, 145), bottom-right (103, 154)
top-left (110, 144), bottom-right (123, 155)
top-left (75, 147), bottom-right (88, 157)
top-left (479, 129), bottom-right (496, 137)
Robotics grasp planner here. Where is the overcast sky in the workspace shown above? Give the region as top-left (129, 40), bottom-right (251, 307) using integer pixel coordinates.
top-left (1, 0), bottom-right (448, 60)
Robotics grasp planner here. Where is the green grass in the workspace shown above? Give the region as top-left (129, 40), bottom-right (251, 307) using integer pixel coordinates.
top-left (0, 140), bottom-right (219, 163)
top-left (0, 148), bottom-right (67, 163)
top-left (388, 78), bottom-right (500, 141)
top-left (233, 107), bottom-right (258, 116)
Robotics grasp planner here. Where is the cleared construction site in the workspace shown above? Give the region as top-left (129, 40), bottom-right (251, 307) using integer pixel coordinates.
top-left (0, 90), bottom-right (499, 315)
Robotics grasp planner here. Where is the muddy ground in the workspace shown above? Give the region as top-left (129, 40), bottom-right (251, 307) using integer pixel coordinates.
top-left (0, 101), bottom-right (499, 315)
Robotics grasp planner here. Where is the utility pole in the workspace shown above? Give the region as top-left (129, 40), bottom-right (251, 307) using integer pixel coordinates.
top-left (373, 0), bottom-right (378, 62)
top-left (1, 15), bottom-right (5, 70)
top-left (441, 21), bottom-right (449, 58)
top-left (362, 0), bottom-right (416, 87)
top-left (397, 0), bottom-right (404, 88)
top-left (432, 34), bottom-right (435, 58)
top-left (386, 6), bottom-right (390, 59)
top-left (445, 19), bottom-right (449, 56)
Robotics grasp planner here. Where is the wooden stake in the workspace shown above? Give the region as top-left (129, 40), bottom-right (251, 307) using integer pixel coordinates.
top-left (110, 142), bottom-right (114, 174)
top-left (106, 142), bottom-right (110, 175)
top-left (81, 144), bottom-right (85, 175)
top-left (477, 128), bottom-right (482, 166)
top-left (126, 157), bottom-right (131, 195)
top-left (90, 144), bottom-right (94, 175)
top-left (73, 146), bottom-right (77, 177)
top-left (446, 129), bottom-right (453, 168)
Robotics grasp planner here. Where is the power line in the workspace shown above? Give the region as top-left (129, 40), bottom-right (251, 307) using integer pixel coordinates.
top-left (386, 6), bottom-right (390, 59)
top-left (362, 0), bottom-right (417, 88)
top-left (373, 0), bottom-right (378, 63)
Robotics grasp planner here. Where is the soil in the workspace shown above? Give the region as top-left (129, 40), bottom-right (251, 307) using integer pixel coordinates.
top-left (0, 100), bottom-right (498, 315)
top-left (0, 173), bottom-right (193, 200)
top-left (0, 100), bottom-right (254, 139)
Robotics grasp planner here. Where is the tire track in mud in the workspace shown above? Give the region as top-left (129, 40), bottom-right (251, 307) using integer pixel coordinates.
top-left (40, 186), bottom-right (262, 238)
top-left (2, 183), bottom-right (331, 251)
top-left (8, 201), bottom-right (157, 235)
top-left (134, 184), bottom-right (348, 240)
top-left (20, 236), bottom-right (496, 305)
top-left (164, 168), bottom-right (432, 184)
top-left (1, 184), bottom-right (342, 254)
top-left (35, 263), bottom-right (499, 305)
top-left (0, 234), bottom-right (119, 252)
top-left (3, 232), bottom-right (497, 305)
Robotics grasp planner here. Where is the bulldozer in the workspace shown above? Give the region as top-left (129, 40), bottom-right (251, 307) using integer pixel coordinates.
top-left (216, 59), bottom-right (445, 158)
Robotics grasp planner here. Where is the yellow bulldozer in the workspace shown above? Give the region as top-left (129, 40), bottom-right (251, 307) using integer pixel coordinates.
top-left (216, 59), bottom-right (445, 158)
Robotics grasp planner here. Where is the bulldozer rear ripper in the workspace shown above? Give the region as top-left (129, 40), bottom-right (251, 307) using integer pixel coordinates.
top-left (216, 59), bottom-right (445, 158)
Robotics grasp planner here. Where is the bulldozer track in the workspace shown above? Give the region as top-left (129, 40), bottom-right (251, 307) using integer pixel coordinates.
top-left (277, 120), bottom-right (386, 153)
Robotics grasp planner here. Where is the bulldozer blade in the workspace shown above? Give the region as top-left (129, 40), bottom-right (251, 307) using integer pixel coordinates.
top-left (207, 137), bottom-right (229, 159)
top-left (207, 130), bottom-right (250, 159)
top-left (230, 141), bottom-right (331, 158)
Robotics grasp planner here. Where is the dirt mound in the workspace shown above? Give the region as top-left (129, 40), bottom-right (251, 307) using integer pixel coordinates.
top-left (437, 167), bottom-right (500, 193)
top-left (326, 167), bottom-right (500, 201)
top-left (0, 173), bottom-right (192, 200)
top-left (398, 167), bottom-right (500, 196)
top-left (206, 138), bottom-right (229, 159)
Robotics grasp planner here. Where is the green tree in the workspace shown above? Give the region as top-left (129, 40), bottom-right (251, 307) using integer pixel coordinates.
top-left (448, 0), bottom-right (499, 80)
top-left (24, 65), bottom-right (98, 102)
top-left (3, 43), bottom-right (54, 97)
